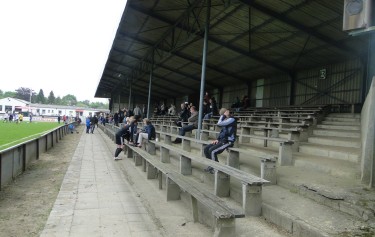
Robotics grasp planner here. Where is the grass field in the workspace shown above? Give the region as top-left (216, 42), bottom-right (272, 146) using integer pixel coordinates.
top-left (0, 122), bottom-right (62, 151)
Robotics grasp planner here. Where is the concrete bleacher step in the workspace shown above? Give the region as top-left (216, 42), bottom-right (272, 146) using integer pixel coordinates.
top-left (307, 135), bottom-right (361, 148)
top-left (292, 153), bottom-right (360, 179)
top-left (261, 185), bottom-right (373, 237)
top-left (276, 166), bottom-right (375, 223)
top-left (298, 143), bottom-right (360, 162)
top-left (184, 159), bottom-right (371, 236)
top-left (312, 128), bottom-right (360, 138)
top-left (323, 116), bottom-right (360, 123)
top-left (321, 120), bottom-right (360, 126)
top-left (316, 124), bottom-right (360, 131)
top-left (327, 113), bottom-right (361, 118)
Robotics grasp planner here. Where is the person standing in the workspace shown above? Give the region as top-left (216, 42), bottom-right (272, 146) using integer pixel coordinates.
top-left (133, 105), bottom-right (142, 121)
top-left (3, 112), bottom-right (9, 122)
top-left (203, 108), bottom-right (237, 174)
top-left (85, 116), bottom-right (91, 134)
top-left (114, 117), bottom-right (136, 160)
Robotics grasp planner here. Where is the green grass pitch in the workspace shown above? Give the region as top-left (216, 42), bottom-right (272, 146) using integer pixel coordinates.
top-left (0, 122), bottom-right (62, 151)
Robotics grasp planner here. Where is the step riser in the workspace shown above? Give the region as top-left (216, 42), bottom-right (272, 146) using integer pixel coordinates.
top-left (307, 137), bottom-right (360, 148)
top-left (324, 117), bottom-right (360, 122)
top-left (293, 159), bottom-right (360, 179)
top-left (327, 114), bottom-right (361, 118)
top-left (262, 203), bottom-right (330, 237)
top-left (316, 125), bottom-right (360, 131)
top-left (322, 121), bottom-right (360, 126)
top-left (277, 178), bottom-right (373, 222)
top-left (298, 146), bottom-right (359, 163)
top-left (312, 130), bottom-right (360, 138)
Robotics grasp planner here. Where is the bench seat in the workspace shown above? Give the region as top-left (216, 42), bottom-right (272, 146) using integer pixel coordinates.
top-left (125, 143), bottom-right (244, 236)
top-left (149, 140), bottom-right (268, 216)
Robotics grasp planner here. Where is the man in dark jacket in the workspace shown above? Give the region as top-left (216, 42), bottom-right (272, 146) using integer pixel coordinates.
top-left (204, 108), bottom-right (237, 174)
top-left (173, 106), bottom-right (198, 144)
top-left (175, 102), bottom-right (189, 127)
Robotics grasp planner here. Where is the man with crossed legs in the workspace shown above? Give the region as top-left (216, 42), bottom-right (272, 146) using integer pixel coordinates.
top-left (204, 108), bottom-right (237, 174)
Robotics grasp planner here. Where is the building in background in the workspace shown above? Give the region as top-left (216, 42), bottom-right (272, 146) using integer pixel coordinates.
top-left (0, 97), bottom-right (109, 120)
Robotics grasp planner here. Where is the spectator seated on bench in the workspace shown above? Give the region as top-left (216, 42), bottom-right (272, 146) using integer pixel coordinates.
top-left (204, 108), bottom-right (237, 174)
top-left (173, 102), bottom-right (189, 127)
top-left (173, 106), bottom-right (198, 144)
top-left (133, 118), bottom-right (156, 148)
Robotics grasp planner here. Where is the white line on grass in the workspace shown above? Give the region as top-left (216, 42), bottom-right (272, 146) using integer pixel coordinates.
top-left (0, 128), bottom-right (58, 149)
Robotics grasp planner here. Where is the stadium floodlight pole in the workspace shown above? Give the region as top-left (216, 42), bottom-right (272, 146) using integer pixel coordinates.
top-left (28, 88), bottom-right (34, 115)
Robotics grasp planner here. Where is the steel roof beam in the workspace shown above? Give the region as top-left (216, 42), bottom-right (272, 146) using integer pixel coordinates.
top-left (104, 73), bottom-right (167, 99)
top-left (125, 0), bottom-right (205, 83)
top-left (130, 2), bottom-right (290, 74)
top-left (106, 71), bottom-right (175, 94)
top-left (112, 47), bottom-right (219, 89)
top-left (105, 65), bottom-right (195, 94)
top-left (239, 0), bottom-right (359, 56)
top-left (121, 32), bottom-right (249, 83)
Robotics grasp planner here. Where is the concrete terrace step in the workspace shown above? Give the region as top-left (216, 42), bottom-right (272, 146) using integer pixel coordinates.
top-left (324, 117), bottom-right (360, 123)
top-left (312, 128), bottom-right (360, 138)
top-left (316, 124), bottom-right (360, 131)
top-left (327, 113), bottom-right (361, 118)
top-left (276, 166), bottom-right (375, 223)
top-left (262, 185), bottom-right (371, 237)
top-left (307, 136), bottom-right (361, 148)
top-left (298, 143), bottom-right (360, 162)
top-left (293, 154), bottom-right (360, 179)
top-left (321, 120), bottom-right (361, 126)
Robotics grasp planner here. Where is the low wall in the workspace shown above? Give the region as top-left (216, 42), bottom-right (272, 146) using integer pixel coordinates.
top-left (0, 122), bottom-right (77, 190)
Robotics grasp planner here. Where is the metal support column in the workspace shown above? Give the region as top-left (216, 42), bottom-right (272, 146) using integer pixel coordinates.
top-left (289, 73), bottom-right (296, 105)
top-left (118, 94), bottom-right (121, 112)
top-left (147, 55), bottom-right (154, 119)
top-left (128, 81), bottom-right (132, 110)
top-left (197, 0), bottom-right (211, 139)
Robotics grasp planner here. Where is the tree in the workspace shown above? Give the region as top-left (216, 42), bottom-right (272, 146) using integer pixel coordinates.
top-left (0, 90), bottom-right (3, 98)
top-left (3, 91), bottom-right (16, 98)
top-left (15, 87), bottom-right (34, 101)
top-left (82, 100), bottom-right (90, 107)
top-left (90, 101), bottom-right (108, 109)
top-left (47, 91), bottom-right (56, 104)
top-left (36, 89), bottom-right (46, 104)
top-left (62, 94), bottom-right (77, 106)
top-left (55, 96), bottom-right (62, 105)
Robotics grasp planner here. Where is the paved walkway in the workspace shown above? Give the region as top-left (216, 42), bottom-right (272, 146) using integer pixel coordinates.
top-left (40, 129), bottom-right (163, 237)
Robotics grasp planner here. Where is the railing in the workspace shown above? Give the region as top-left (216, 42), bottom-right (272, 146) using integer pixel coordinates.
top-left (0, 122), bottom-right (78, 190)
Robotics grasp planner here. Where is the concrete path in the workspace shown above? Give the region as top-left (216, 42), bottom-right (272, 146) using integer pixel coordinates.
top-left (40, 130), bottom-right (164, 237)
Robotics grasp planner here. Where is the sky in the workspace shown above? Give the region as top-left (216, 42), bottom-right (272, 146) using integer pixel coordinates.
top-left (0, 0), bottom-right (128, 103)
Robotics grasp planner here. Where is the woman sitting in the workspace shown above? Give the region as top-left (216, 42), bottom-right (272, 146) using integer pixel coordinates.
top-left (134, 118), bottom-right (156, 148)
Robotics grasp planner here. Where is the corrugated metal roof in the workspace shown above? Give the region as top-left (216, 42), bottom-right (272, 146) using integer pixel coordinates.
top-left (95, 0), bottom-right (368, 100)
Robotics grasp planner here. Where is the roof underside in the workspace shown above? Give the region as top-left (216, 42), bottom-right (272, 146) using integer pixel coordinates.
top-left (95, 0), bottom-right (368, 100)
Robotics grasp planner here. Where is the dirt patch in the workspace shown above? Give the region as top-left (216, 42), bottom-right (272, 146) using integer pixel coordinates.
top-left (0, 130), bottom-right (82, 237)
